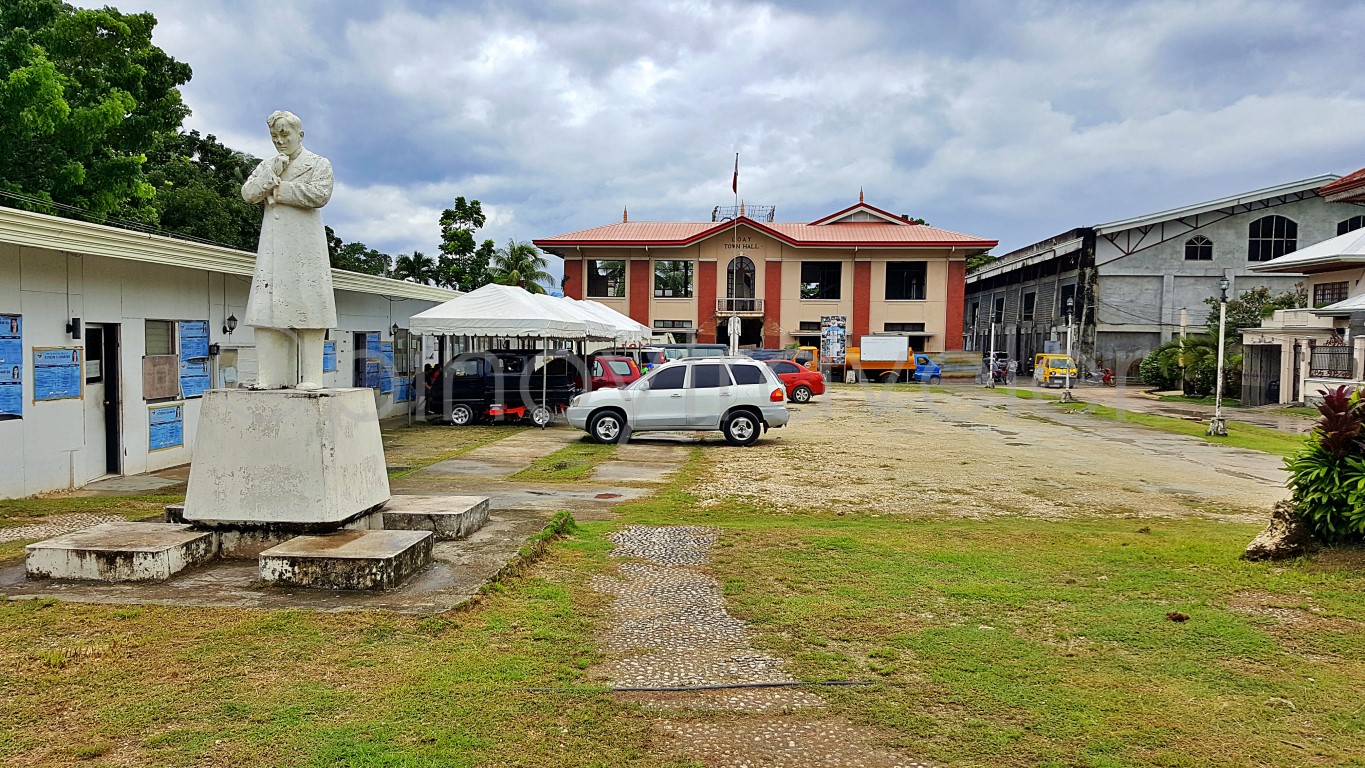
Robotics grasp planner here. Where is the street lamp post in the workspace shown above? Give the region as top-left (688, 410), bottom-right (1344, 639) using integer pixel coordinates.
top-left (1208, 276), bottom-right (1230, 436)
top-left (986, 319), bottom-right (996, 388)
top-left (1062, 297), bottom-right (1076, 403)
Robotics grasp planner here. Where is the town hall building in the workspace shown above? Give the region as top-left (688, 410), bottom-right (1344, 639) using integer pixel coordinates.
top-left (534, 199), bottom-right (997, 353)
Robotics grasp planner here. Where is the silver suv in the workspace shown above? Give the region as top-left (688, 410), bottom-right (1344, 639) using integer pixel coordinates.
top-left (566, 357), bottom-right (790, 446)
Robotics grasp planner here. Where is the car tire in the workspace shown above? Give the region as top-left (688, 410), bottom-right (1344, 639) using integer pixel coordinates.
top-left (929, 375), bottom-right (941, 385)
top-left (880, 371), bottom-right (899, 384)
top-left (530, 404), bottom-right (552, 428)
top-left (791, 385), bottom-right (812, 403)
top-left (450, 403), bottom-right (475, 426)
top-left (722, 410), bottom-right (761, 446)
top-left (588, 410), bottom-right (625, 444)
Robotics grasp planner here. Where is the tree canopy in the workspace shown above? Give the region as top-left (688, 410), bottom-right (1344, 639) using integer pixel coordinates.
top-left (1203, 284), bottom-right (1306, 338)
top-left (0, 0), bottom-right (191, 221)
top-left (436, 196), bottom-right (496, 290)
top-left (489, 240), bottom-right (552, 293)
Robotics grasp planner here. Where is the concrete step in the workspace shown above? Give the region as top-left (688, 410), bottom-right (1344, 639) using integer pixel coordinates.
top-left (258, 529), bottom-right (433, 590)
top-left (25, 522), bottom-right (215, 582)
top-left (381, 495), bottom-right (490, 540)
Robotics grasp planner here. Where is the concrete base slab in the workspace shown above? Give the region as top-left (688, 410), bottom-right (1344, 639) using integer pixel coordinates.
top-left (259, 529), bottom-right (433, 590)
top-left (25, 522), bottom-right (214, 582)
top-left (182, 388), bottom-right (390, 528)
top-left (382, 495), bottom-right (490, 540)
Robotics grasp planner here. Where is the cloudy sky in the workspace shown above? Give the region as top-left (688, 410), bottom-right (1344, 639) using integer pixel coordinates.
top-left (93, 0), bottom-right (1365, 275)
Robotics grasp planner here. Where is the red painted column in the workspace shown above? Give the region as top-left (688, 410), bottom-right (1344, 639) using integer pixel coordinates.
top-left (853, 260), bottom-right (872, 340)
top-left (628, 258), bottom-right (650, 326)
top-left (563, 259), bottom-right (585, 300)
top-left (697, 261), bottom-right (717, 342)
top-left (763, 259), bottom-right (782, 348)
top-left (946, 259), bottom-right (966, 351)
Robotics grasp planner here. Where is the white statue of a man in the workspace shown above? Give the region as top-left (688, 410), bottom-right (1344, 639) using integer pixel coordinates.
top-left (241, 109), bottom-right (336, 390)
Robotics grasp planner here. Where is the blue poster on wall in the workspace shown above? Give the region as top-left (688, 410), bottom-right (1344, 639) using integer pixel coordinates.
top-left (177, 320), bottom-right (210, 397)
top-left (380, 342), bottom-right (394, 394)
top-left (365, 332), bottom-right (381, 388)
top-left (322, 340), bottom-right (337, 373)
top-left (393, 376), bottom-right (412, 403)
top-left (0, 313), bottom-right (20, 418)
top-left (148, 403), bottom-right (184, 451)
top-left (33, 347), bottom-right (82, 401)
top-left (179, 358), bottom-right (211, 398)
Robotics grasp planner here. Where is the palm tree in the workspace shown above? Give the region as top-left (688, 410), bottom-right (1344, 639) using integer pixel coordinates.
top-left (392, 251), bottom-right (437, 284)
top-left (490, 240), bottom-right (553, 294)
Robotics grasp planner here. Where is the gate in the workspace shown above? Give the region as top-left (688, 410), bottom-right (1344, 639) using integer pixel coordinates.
top-left (1241, 344), bottom-right (1281, 407)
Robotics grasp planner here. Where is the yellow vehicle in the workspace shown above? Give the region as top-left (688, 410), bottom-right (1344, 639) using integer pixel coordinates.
top-left (1033, 353), bottom-right (1077, 388)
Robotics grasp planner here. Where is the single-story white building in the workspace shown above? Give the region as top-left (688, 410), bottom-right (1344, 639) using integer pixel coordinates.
top-left (0, 206), bottom-right (457, 498)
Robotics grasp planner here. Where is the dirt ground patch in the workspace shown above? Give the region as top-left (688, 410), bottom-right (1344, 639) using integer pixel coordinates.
top-left (693, 386), bottom-right (1287, 523)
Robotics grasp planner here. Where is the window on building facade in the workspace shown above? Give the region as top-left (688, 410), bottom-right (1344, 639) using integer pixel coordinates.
top-left (799, 261), bottom-right (841, 300)
top-left (587, 260), bottom-right (626, 297)
top-left (145, 320), bottom-right (174, 356)
top-left (653, 320), bottom-right (693, 329)
top-left (1247, 215), bottom-right (1297, 262)
top-left (798, 321), bottom-right (821, 331)
top-left (992, 297), bottom-right (1004, 323)
top-left (1339, 216), bottom-right (1365, 236)
top-left (884, 322), bottom-right (925, 332)
top-left (885, 261), bottom-right (927, 300)
top-left (1022, 292), bottom-right (1036, 320)
top-left (653, 260), bottom-right (693, 298)
top-left (1184, 235), bottom-right (1213, 261)
top-left (1313, 281), bottom-right (1349, 308)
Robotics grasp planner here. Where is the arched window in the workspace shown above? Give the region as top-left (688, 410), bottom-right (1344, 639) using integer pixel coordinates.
top-left (727, 256), bottom-right (756, 311)
top-left (1184, 235), bottom-right (1213, 261)
top-left (1247, 215), bottom-right (1297, 262)
top-left (1339, 215), bottom-right (1365, 236)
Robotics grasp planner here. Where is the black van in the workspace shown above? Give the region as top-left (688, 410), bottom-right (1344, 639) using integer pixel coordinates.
top-left (426, 350), bottom-right (582, 427)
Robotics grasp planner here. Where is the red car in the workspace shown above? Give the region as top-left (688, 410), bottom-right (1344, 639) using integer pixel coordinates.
top-left (588, 355), bottom-right (641, 390)
top-left (764, 360), bottom-right (825, 403)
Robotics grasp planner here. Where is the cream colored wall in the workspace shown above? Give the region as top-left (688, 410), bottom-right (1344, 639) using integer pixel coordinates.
top-left (778, 249), bottom-right (853, 343)
top-left (648, 244), bottom-right (701, 324)
top-left (1306, 267), bottom-right (1365, 304)
top-left (698, 226), bottom-right (777, 299)
top-left (867, 254), bottom-right (953, 352)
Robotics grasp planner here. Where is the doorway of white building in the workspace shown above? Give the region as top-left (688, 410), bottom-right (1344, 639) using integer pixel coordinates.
top-left (83, 323), bottom-right (123, 480)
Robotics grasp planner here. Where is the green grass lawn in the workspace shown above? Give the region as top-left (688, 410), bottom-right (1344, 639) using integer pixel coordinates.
top-left (1056, 401), bottom-right (1306, 457)
top-left (3, 432), bottom-right (1362, 766)
top-left (1157, 393), bottom-right (1243, 407)
top-left (510, 440), bottom-right (617, 482)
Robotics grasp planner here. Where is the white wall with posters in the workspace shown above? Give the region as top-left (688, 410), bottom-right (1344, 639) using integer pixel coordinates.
top-left (0, 208), bottom-right (454, 498)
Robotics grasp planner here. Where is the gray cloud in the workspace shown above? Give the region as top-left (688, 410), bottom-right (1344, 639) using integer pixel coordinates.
top-left (96, 0), bottom-right (1365, 276)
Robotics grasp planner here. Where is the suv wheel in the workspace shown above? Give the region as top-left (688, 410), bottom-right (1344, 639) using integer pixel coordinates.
top-left (530, 404), bottom-right (552, 428)
top-left (791, 385), bottom-right (812, 403)
top-left (722, 410), bottom-right (760, 446)
top-left (588, 410), bottom-right (625, 444)
top-left (450, 403), bottom-right (475, 426)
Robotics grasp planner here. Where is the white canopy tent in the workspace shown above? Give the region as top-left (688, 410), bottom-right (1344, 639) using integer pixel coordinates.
top-left (564, 297), bottom-right (652, 344)
top-left (529, 292), bottom-right (618, 340)
top-left (409, 283), bottom-right (593, 338)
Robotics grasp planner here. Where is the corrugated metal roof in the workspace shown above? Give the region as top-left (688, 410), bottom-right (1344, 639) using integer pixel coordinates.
top-left (534, 217), bottom-right (995, 248)
top-left (0, 206), bottom-right (461, 302)
top-left (1319, 167), bottom-right (1365, 200)
top-left (1092, 175), bottom-right (1340, 234)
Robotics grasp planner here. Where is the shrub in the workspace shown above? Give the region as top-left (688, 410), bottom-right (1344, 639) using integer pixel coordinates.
top-left (1285, 386), bottom-right (1365, 541)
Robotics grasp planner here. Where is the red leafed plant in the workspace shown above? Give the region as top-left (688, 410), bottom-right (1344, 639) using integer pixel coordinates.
top-left (1286, 386), bottom-right (1365, 541)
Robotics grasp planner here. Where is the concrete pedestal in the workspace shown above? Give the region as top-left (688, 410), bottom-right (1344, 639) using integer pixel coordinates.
top-left (382, 495), bottom-right (490, 540)
top-left (182, 388), bottom-right (390, 529)
top-left (26, 522), bottom-right (215, 582)
top-left (259, 530), bottom-right (433, 590)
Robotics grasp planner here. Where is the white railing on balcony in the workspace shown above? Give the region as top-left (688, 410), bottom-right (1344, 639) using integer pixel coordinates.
top-left (716, 297), bottom-right (764, 314)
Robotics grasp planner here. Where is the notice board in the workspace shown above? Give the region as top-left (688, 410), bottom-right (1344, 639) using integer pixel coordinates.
top-left (148, 403), bottom-right (184, 451)
top-left (33, 347), bottom-right (83, 401)
top-left (0, 314), bottom-right (21, 418)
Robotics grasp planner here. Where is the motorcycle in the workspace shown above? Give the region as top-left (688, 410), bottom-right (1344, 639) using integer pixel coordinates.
top-left (1081, 367), bottom-right (1116, 387)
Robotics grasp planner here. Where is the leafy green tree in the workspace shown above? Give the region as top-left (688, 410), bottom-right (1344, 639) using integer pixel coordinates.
top-left (966, 251), bottom-right (996, 274)
top-left (0, 0), bottom-right (191, 221)
top-left (141, 130), bottom-right (260, 249)
top-left (1204, 284), bottom-right (1306, 338)
top-left (392, 251), bottom-right (437, 284)
top-left (490, 240), bottom-right (552, 293)
top-left (436, 196), bottom-right (495, 291)
top-left (331, 240), bottom-right (391, 276)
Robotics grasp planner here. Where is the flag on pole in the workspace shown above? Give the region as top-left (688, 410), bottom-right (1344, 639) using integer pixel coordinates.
top-left (731, 153), bottom-right (739, 194)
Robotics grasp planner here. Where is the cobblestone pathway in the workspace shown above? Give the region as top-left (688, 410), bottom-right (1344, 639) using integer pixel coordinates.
top-left (593, 526), bottom-right (933, 768)
top-left (0, 513), bottom-right (125, 544)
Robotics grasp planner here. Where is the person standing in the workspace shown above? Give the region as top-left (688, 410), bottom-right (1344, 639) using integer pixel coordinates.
top-left (241, 110), bottom-right (336, 390)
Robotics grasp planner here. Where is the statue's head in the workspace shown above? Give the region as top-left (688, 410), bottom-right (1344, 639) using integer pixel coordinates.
top-left (266, 110), bottom-right (304, 155)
